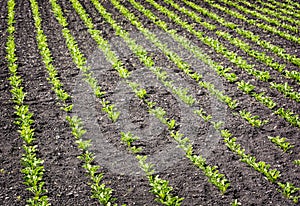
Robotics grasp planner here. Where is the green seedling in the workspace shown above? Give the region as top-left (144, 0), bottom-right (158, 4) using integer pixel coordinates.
top-left (194, 108), bottom-right (212, 122)
top-left (237, 80), bottom-right (255, 94)
top-left (102, 104), bottom-right (120, 122)
top-left (239, 110), bottom-right (268, 127)
top-left (149, 107), bottom-right (167, 124)
top-left (268, 136), bottom-right (294, 152)
top-left (294, 160), bottom-right (300, 166)
top-left (278, 182), bottom-right (300, 203)
top-left (136, 89), bottom-right (147, 99)
top-left (120, 132), bottom-right (139, 147)
top-left (76, 139), bottom-right (92, 151)
top-left (253, 92), bottom-right (276, 109)
top-left (212, 121), bottom-right (224, 130)
top-left (167, 119), bottom-right (176, 130)
top-left (232, 199), bottom-right (241, 206)
top-left (60, 104), bottom-right (73, 112)
top-left (66, 115), bottom-right (87, 139)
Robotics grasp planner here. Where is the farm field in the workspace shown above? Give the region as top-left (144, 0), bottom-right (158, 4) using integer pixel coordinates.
top-left (0, 0), bottom-right (300, 205)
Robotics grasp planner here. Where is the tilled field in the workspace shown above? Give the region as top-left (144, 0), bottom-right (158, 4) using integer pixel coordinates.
top-left (0, 0), bottom-right (300, 205)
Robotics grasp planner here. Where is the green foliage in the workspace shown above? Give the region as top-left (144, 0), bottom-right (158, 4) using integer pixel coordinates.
top-left (149, 107), bottom-right (167, 124)
top-left (275, 108), bottom-right (300, 128)
top-left (252, 92), bottom-right (276, 109)
top-left (194, 109), bottom-right (212, 122)
top-left (231, 199), bottom-right (241, 206)
top-left (212, 121), bottom-right (224, 130)
top-left (120, 132), bottom-right (143, 153)
top-left (6, 0), bottom-right (49, 203)
top-left (294, 160), bottom-right (300, 166)
top-left (66, 115), bottom-right (87, 139)
top-left (268, 136), bottom-right (294, 152)
top-left (278, 182), bottom-right (300, 203)
top-left (207, 0), bottom-right (300, 44)
top-left (101, 100), bottom-right (120, 122)
top-left (237, 80), bottom-right (255, 94)
top-left (239, 110), bottom-right (268, 127)
top-left (136, 155), bottom-right (184, 205)
top-left (271, 82), bottom-right (300, 103)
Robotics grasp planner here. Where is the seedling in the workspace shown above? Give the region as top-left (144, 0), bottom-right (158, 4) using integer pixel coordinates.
top-left (239, 110), bottom-right (268, 127)
top-left (102, 103), bottom-right (120, 122)
top-left (237, 80), bottom-right (255, 94)
top-left (268, 136), bottom-right (294, 152)
top-left (120, 132), bottom-right (139, 147)
top-left (194, 108), bottom-right (212, 122)
top-left (294, 160), bottom-right (300, 166)
top-left (136, 89), bottom-right (147, 99)
top-left (136, 155), bottom-right (184, 205)
top-left (212, 121), bottom-right (224, 130)
top-left (167, 119), bottom-right (176, 130)
top-left (278, 182), bottom-right (300, 203)
top-left (76, 139), bottom-right (92, 151)
top-left (232, 199), bottom-right (241, 206)
top-left (66, 115), bottom-right (87, 139)
top-left (60, 104), bottom-right (73, 112)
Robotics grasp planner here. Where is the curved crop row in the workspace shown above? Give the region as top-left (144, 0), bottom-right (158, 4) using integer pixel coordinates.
top-left (49, 0), bottom-right (122, 204)
top-left (110, 0), bottom-right (300, 202)
top-left (282, 0), bottom-right (300, 9)
top-left (110, 1), bottom-right (300, 202)
top-left (204, 0), bottom-right (300, 44)
top-left (147, 0), bottom-right (300, 104)
top-left (50, 0), bottom-right (195, 204)
top-left (240, 0), bottom-right (300, 26)
top-left (262, 0), bottom-right (300, 19)
top-left (127, 0), bottom-right (300, 129)
top-left (114, 0), bottom-right (282, 131)
top-left (181, 0), bottom-right (300, 68)
top-left (163, 0), bottom-right (300, 90)
top-left (71, 0), bottom-right (231, 196)
top-left (268, 0), bottom-right (296, 10)
top-left (221, 0), bottom-right (299, 33)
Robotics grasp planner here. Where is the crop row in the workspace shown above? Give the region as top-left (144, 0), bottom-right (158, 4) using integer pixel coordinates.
top-left (240, 0), bottom-right (300, 26)
top-left (221, 0), bottom-right (299, 33)
top-left (281, 0), bottom-right (300, 9)
top-left (151, 0), bottom-right (300, 104)
top-left (124, 0), bottom-right (300, 142)
top-left (94, 0), bottom-right (299, 203)
top-left (28, 0), bottom-right (125, 204)
top-left (5, 0), bottom-right (300, 204)
top-left (204, 0), bottom-right (300, 44)
top-left (6, 0), bottom-right (49, 204)
top-left (107, 0), bottom-right (300, 201)
top-left (72, 0), bottom-right (236, 201)
top-left (262, 0), bottom-right (300, 19)
top-left (50, 0), bottom-right (194, 204)
top-left (147, 0), bottom-right (300, 128)
top-left (182, 0), bottom-right (300, 68)
top-left (163, 0), bottom-right (300, 105)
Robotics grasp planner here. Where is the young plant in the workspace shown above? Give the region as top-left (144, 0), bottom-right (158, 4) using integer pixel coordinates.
top-left (268, 136), bottom-right (294, 152)
top-left (194, 108), bottom-right (212, 122)
top-left (136, 155), bottom-right (184, 205)
top-left (239, 110), bottom-right (268, 127)
top-left (102, 102), bottom-right (120, 122)
top-left (278, 182), bottom-right (300, 203)
top-left (237, 80), bottom-right (255, 94)
top-left (120, 132), bottom-right (142, 153)
top-left (294, 160), bottom-right (300, 166)
top-left (232, 199), bottom-right (241, 206)
top-left (167, 119), bottom-right (176, 130)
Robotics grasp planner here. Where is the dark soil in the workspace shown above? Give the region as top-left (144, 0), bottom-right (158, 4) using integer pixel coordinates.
top-left (0, 0), bottom-right (299, 205)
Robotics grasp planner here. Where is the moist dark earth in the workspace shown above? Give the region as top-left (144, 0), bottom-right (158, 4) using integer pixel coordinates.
top-left (0, 0), bottom-right (299, 205)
